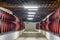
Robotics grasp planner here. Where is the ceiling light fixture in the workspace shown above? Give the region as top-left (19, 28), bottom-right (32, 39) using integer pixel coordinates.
top-left (24, 6), bottom-right (38, 9)
top-left (28, 12), bottom-right (36, 14)
top-left (28, 8), bottom-right (38, 11)
top-left (28, 15), bottom-right (34, 17)
top-left (27, 18), bottom-right (33, 20)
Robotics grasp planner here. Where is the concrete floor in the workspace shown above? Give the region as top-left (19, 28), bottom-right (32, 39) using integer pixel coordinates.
top-left (16, 37), bottom-right (47, 40)
top-left (15, 30), bottom-right (48, 40)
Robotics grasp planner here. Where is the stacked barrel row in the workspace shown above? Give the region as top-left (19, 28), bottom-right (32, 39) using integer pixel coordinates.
top-left (0, 9), bottom-right (25, 33)
top-left (0, 10), bottom-right (1, 33)
top-left (36, 7), bottom-right (60, 34)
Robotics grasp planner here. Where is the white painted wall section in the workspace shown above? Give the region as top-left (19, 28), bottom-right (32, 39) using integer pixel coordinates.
top-left (24, 22), bottom-right (36, 30)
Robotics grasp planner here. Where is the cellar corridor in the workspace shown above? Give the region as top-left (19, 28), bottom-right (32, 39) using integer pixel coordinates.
top-left (0, 0), bottom-right (60, 40)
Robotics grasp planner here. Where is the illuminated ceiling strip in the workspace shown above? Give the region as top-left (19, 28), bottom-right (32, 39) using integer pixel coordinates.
top-left (28, 12), bottom-right (36, 14)
top-left (27, 18), bottom-right (33, 20)
top-left (28, 15), bottom-right (35, 17)
top-left (24, 6), bottom-right (38, 9)
top-left (28, 8), bottom-right (38, 11)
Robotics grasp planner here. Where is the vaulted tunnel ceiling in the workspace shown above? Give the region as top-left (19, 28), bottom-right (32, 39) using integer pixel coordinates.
top-left (0, 0), bottom-right (60, 22)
